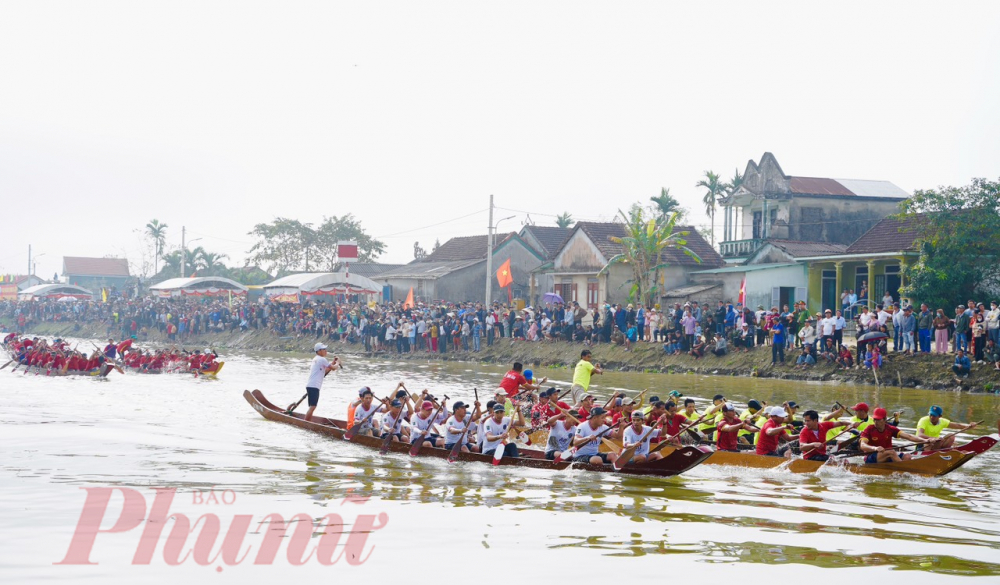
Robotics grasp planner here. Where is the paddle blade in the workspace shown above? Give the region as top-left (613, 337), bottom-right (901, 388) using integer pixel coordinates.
top-left (448, 442), bottom-right (463, 463)
top-left (614, 446), bottom-right (637, 470)
top-left (408, 437), bottom-right (424, 457)
top-left (343, 423), bottom-right (362, 441)
top-left (492, 443), bottom-right (505, 465)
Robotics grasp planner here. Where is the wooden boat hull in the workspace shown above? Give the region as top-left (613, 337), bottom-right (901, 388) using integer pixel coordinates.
top-left (654, 445), bottom-right (976, 477)
top-left (124, 361), bottom-right (224, 377)
top-left (245, 390), bottom-right (710, 478)
top-left (9, 363), bottom-right (114, 377)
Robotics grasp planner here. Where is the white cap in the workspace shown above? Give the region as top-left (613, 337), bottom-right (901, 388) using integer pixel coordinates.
top-left (769, 407), bottom-right (787, 418)
top-left (314, 343), bottom-right (328, 352)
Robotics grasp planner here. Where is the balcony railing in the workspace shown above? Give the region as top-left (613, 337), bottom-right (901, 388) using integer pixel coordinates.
top-left (719, 238), bottom-right (764, 258)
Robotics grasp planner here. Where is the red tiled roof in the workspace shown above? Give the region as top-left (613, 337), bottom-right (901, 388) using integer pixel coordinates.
top-left (521, 225), bottom-right (572, 259)
top-left (63, 256), bottom-right (130, 277)
top-left (788, 177), bottom-right (855, 196)
top-left (419, 233), bottom-right (516, 263)
top-left (845, 215), bottom-right (926, 254)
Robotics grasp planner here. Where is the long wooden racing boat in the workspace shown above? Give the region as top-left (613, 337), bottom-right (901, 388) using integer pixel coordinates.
top-left (8, 362), bottom-right (116, 378)
top-left (649, 443), bottom-right (981, 476)
top-left (125, 361), bottom-right (225, 377)
top-left (244, 390), bottom-right (710, 478)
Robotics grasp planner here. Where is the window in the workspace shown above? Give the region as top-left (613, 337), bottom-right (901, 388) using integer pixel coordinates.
top-left (587, 280), bottom-right (599, 309)
top-left (884, 265), bottom-right (900, 274)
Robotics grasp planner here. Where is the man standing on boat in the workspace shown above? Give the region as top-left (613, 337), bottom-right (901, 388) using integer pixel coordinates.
top-left (916, 405), bottom-right (978, 450)
top-left (860, 407), bottom-right (928, 463)
top-left (570, 349), bottom-right (603, 403)
top-left (304, 342), bottom-right (341, 422)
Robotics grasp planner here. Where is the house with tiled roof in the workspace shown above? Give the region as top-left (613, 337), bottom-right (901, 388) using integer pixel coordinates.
top-left (534, 221), bottom-right (724, 308)
top-left (519, 225), bottom-right (571, 261)
top-left (717, 152), bottom-right (908, 260)
top-left (63, 256), bottom-right (131, 291)
top-left (378, 232), bottom-right (545, 303)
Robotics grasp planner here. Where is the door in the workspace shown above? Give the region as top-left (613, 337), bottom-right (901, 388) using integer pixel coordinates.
top-left (821, 270), bottom-right (837, 313)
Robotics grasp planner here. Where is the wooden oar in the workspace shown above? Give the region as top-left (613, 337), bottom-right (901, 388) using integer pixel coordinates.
top-left (613, 415), bottom-right (665, 470)
top-left (558, 426), bottom-right (617, 465)
top-left (378, 396), bottom-right (411, 455)
top-left (285, 394), bottom-right (308, 414)
top-left (344, 397), bottom-right (391, 441)
top-left (602, 391), bottom-right (622, 409)
top-left (0, 359), bottom-right (13, 371)
top-left (408, 396), bottom-right (449, 457)
top-left (448, 389), bottom-right (479, 463)
top-left (920, 420), bottom-right (984, 451)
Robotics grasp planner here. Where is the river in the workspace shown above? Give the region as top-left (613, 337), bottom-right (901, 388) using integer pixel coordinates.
top-left (2, 343), bottom-right (1000, 584)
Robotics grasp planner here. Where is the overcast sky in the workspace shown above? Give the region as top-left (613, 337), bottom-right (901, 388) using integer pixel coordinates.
top-left (2, 1), bottom-right (999, 279)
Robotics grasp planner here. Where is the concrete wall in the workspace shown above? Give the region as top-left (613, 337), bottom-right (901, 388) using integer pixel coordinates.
top-left (787, 196), bottom-right (902, 245)
top-left (690, 264), bottom-right (808, 310)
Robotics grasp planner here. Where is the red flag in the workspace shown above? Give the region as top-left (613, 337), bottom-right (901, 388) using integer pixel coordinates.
top-left (496, 259), bottom-right (513, 288)
top-left (403, 287), bottom-right (415, 309)
top-left (738, 276), bottom-right (746, 306)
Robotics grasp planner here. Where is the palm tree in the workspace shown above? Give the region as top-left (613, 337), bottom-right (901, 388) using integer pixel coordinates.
top-left (197, 250), bottom-right (229, 275)
top-left (725, 168), bottom-right (744, 195)
top-left (555, 212), bottom-right (574, 229)
top-left (697, 170), bottom-right (723, 246)
top-left (185, 246), bottom-right (204, 276)
top-left (145, 219), bottom-right (168, 274)
top-left (650, 188), bottom-right (685, 221)
top-left (599, 208), bottom-right (701, 306)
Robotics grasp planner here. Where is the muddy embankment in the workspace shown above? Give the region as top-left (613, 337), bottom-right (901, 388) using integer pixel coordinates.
top-left (10, 319), bottom-right (1000, 393)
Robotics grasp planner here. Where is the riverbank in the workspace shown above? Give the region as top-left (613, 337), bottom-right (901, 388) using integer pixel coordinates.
top-left (11, 319), bottom-right (1000, 393)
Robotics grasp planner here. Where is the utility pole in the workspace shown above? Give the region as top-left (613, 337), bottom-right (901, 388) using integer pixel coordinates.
top-left (28, 244), bottom-right (31, 276)
top-left (181, 226), bottom-right (186, 278)
top-left (484, 194), bottom-right (494, 307)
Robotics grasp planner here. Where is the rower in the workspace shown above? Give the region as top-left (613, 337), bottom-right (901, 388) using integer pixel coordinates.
top-left (799, 410), bottom-right (855, 461)
top-left (622, 410), bottom-right (663, 463)
top-left (482, 403), bottom-right (524, 459)
top-left (544, 408), bottom-right (576, 461)
top-left (782, 401), bottom-right (801, 427)
top-left (103, 339), bottom-right (117, 359)
top-left (737, 399), bottom-right (763, 444)
top-left (570, 407), bottom-right (618, 466)
top-left (641, 395), bottom-right (661, 416)
top-left (916, 405), bottom-right (978, 451)
top-left (756, 406), bottom-right (794, 458)
top-left (411, 400), bottom-right (446, 449)
top-left (697, 394), bottom-right (727, 441)
top-left (860, 407), bottom-right (928, 463)
top-left (716, 403), bottom-right (753, 452)
top-left (575, 394), bottom-right (596, 420)
top-left (304, 342), bottom-right (341, 422)
top-left (444, 400), bottom-right (482, 453)
top-left (643, 400), bottom-right (668, 427)
top-left (658, 401), bottom-right (689, 446)
top-left (379, 398), bottom-right (412, 443)
top-left (498, 361), bottom-right (544, 399)
top-left (349, 388), bottom-right (385, 437)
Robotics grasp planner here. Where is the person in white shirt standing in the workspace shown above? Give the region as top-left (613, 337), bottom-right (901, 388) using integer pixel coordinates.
top-left (305, 342), bottom-right (341, 422)
top-left (819, 309), bottom-right (836, 350)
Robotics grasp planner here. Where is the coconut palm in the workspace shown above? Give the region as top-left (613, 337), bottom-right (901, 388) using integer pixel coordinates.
top-left (725, 169), bottom-right (744, 195)
top-left (599, 207), bottom-right (701, 306)
top-left (555, 212), bottom-right (574, 229)
top-left (145, 219), bottom-right (168, 273)
top-left (697, 171), bottom-right (723, 246)
top-left (650, 188), bottom-right (685, 221)
top-left (197, 250), bottom-right (229, 275)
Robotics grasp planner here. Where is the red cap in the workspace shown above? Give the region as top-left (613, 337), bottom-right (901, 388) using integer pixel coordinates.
top-left (421, 401), bottom-right (434, 411)
top-left (853, 402), bottom-right (869, 412)
top-left (872, 407), bottom-right (887, 420)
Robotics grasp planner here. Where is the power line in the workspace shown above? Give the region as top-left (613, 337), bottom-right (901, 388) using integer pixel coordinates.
top-left (374, 208), bottom-right (488, 239)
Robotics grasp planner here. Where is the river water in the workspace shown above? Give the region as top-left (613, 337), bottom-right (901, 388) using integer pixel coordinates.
top-left (2, 342), bottom-right (1000, 584)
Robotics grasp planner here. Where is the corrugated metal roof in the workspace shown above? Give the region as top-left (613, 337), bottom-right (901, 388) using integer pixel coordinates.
top-left (378, 259), bottom-right (483, 279)
top-left (691, 263), bottom-right (801, 274)
top-left (833, 178), bottom-right (909, 198)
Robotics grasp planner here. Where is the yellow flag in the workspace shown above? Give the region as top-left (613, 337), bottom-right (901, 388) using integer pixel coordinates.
top-left (101, 288), bottom-right (108, 303)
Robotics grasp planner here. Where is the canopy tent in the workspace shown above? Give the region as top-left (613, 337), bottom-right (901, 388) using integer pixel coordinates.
top-left (148, 277), bottom-right (248, 298)
top-left (262, 272), bottom-right (382, 301)
top-left (18, 283), bottom-right (94, 300)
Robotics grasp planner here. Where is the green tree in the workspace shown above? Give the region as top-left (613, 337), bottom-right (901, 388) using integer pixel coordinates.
top-left (145, 219), bottom-right (168, 274)
top-left (247, 215), bottom-right (385, 275)
top-left (897, 177), bottom-right (1000, 309)
top-left (697, 170), bottom-right (723, 246)
top-left (555, 212), bottom-right (574, 229)
top-left (600, 207), bottom-right (702, 306)
top-left (314, 214), bottom-right (386, 270)
top-left (197, 250), bottom-right (229, 276)
top-left (649, 188), bottom-right (686, 221)
top-left (725, 168), bottom-right (744, 195)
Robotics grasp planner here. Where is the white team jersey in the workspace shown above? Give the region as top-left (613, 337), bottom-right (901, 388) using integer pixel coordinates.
top-left (623, 425), bottom-right (660, 456)
top-left (444, 414), bottom-right (476, 444)
top-left (353, 402), bottom-right (381, 431)
top-left (381, 411), bottom-right (407, 434)
top-left (574, 423), bottom-right (610, 457)
top-left (481, 416), bottom-right (512, 452)
top-left (547, 422), bottom-right (575, 452)
top-left (410, 414), bottom-right (437, 442)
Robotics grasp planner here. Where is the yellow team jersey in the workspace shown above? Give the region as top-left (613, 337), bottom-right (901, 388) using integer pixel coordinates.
top-left (851, 416), bottom-right (873, 433)
top-left (916, 416), bottom-right (950, 438)
top-left (738, 409), bottom-right (758, 438)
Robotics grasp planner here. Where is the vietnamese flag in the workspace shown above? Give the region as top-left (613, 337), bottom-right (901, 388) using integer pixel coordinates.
top-left (738, 276), bottom-right (746, 306)
top-left (496, 259), bottom-right (513, 288)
